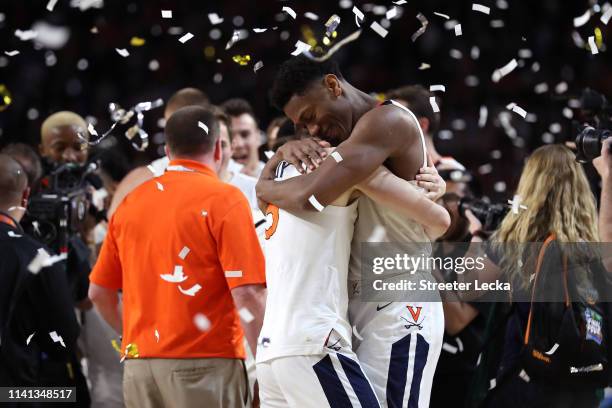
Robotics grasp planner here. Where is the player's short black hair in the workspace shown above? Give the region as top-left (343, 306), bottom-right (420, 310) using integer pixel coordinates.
top-left (386, 85), bottom-right (441, 134)
top-left (270, 55), bottom-right (344, 111)
top-left (165, 106), bottom-right (220, 156)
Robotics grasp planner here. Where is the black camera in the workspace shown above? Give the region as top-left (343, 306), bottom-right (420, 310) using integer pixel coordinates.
top-left (23, 162), bottom-right (97, 253)
top-left (459, 197), bottom-right (509, 232)
top-left (573, 88), bottom-right (612, 163)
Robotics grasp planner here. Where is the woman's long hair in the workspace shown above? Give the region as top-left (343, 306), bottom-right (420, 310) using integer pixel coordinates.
top-left (492, 144), bottom-right (598, 289)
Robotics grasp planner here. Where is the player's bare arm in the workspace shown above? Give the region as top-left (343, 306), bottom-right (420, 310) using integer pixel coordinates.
top-left (256, 106), bottom-right (421, 212)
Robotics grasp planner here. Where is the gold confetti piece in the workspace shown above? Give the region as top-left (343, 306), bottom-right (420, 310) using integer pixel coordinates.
top-left (130, 36), bottom-right (145, 46)
top-left (125, 343), bottom-right (139, 358)
top-left (595, 27), bottom-right (603, 48)
top-left (232, 54), bottom-right (251, 65)
top-left (111, 339), bottom-right (121, 353)
top-left (325, 14), bottom-right (341, 36)
top-left (0, 84), bottom-right (12, 112)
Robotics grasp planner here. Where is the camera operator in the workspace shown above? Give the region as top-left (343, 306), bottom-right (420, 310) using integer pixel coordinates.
top-left (0, 154), bottom-right (86, 403)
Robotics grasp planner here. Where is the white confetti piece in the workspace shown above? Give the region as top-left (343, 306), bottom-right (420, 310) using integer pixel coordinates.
top-left (491, 58), bottom-right (517, 83)
top-left (331, 151), bottom-right (343, 163)
top-left (411, 13), bottom-right (429, 42)
top-left (602, 8), bottom-right (612, 25)
top-left (179, 32), bottom-right (194, 43)
top-left (178, 246), bottom-right (190, 260)
top-left (115, 48), bottom-right (129, 57)
top-left (225, 270), bottom-right (243, 278)
top-left (518, 369), bottom-right (531, 383)
top-left (201, 210), bottom-right (208, 217)
top-left (430, 84), bottom-right (446, 92)
top-left (8, 231), bottom-right (22, 238)
top-left (418, 62), bottom-right (431, 70)
top-left (478, 163), bottom-right (493, 175)
top-left (5, 50), bottom-right (20, 57)
top-left (264, 150), bottom-right (274, 159)
top-left (282, 6), bottom-right (297, 19)
top-left (534, 82), bottom-right (548, 94)
top-left (254, 60), bottom-right (263, 73)
top-left (308, 195), bottom-right (325, 212)
top-left (49, 331), bottom-right (65, 347)
top-left (27, 249), bottom-right (66, 274)
top-left (291, 40), bottom-right (312, 56)
top-left (178, 283), bottom-right (202, 297)
top-left (161, 9), bottom-right (172, 18)
top-left (489, 378), bottom-right (497, 390)
top-left (508, 195), bottom-right (528, 214)
top-left (352, 325), bottom-right (364, 341)
top-left (15, 29), bottom-right (38, 41)
top-left (393, 0), bottom-right (407, 4)
top-left (434, 12), bottom-right (450, 20)
top-left (46, 0), bottom-right (59, 11)
top-left (386, 7), bottom-right (397, 20)
top-left (478, 105), bottom-right (488, 128)
top-left (352, 6), bottom-right (364, 27)
top-left (429, 97), bottom-right (440, 113)
top-left (545, 343), bottom-right (559, 355)
top-left (442, 342), bottom-right (458, 354)
top-left (160, 266), bottom-right (188, 283)
top-left (154, 329), bottom-right (160, 342)
top-left (588, 36), bottom-right (598, 54)
top-left (156, 181), bottom-right (164, 191)
top-left (194, 313), bottom-right (211, 331)
top-left (304, 12), bottom-right (319, 20)
top-left (506, 102), bottom-right (527, 118)
top-left (490, 19), bottom-right (504, 28)
top-left (457, 338), bottom-right (464, 352)
top-left (304, 29), bottom-right (362, 62)
top-left (253, 28), bottom-right (267, 33)
top-left (370, 21), bottom-right (388, 37)
top-left (472, 3), bottom-right (491, 15)
top-left (26, 332), bottom-right (35, 345)
top-left (208, 13), bottom-right (223, 25)
top-left (573, 10), bottom-right (591, 27)
top-left (454, 24), bottom-right (462, 36)
top-left (198, 121), bottom-right (208, 134)
top-left (239, 307), bottom-right (255, 323)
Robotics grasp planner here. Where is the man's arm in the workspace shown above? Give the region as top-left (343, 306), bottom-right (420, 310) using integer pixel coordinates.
top-left (88, 283), bottom-right (122, 334)
top-left (231, 284), bottom-right (266, 357)
top-left (256, 107), bottom-right (417, 212)
top-left (357, 166), bottom-right (450, 239)
top-left (108, 166), bottom-right (154, 218)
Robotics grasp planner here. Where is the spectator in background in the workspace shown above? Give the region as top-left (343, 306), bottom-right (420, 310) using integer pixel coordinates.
top-left (89, 106), bottom-right (266, 407)
top-left (39, 111), bottom-right (88, 166)
top-left (222, 98), bottom-right (265, 178)
top-left (1, 143), bottom-right (43, 189)
top-left (0, 154), bottom-right (84, 404)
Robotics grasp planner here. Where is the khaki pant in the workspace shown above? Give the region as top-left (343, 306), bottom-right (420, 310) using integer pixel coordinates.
top-left (123, 358), bottom-right (249, 408)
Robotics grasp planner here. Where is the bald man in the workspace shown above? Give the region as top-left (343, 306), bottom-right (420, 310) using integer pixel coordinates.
top-left (39, 111), bottom-right (89, 165)
top-left (0, 155), bottom-right (82, 397)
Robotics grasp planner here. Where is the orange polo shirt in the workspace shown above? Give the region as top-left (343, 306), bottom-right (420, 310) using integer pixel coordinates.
top-left (90, 159), bottom-right (265, 359)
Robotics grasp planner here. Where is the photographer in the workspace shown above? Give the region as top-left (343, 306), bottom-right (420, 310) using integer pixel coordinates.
top-left (0, 154), bottom-right (84, 402)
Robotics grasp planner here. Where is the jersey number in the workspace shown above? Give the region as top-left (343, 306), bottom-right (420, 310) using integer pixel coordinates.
top-left (265, 204), bottom-right (279, 240)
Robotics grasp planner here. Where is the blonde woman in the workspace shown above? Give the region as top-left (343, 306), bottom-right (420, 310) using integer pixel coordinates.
top-left (464, 144), bottom-right (602, 408)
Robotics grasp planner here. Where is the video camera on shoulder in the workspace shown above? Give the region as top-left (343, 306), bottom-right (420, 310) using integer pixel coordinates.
top-left (23, 162), bottom-right (98, 253)
top-left (574, 88), bottom-right (612, 163)
top-left (459, 197), bottom-right (509, 232)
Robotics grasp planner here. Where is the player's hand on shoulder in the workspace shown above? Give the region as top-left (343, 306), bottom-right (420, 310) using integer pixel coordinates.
top-left (416, 155), bottom-right (446, 201)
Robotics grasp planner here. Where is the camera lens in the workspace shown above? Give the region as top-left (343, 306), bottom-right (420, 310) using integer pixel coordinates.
top-left (575, 127), bottom-right (612, 162)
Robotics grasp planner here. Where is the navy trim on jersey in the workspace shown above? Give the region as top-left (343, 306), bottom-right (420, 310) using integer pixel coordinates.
top-left (386, 333), bottom-right (412, 408)
top-left (408, 334), bottom-right (429, 408)
top-left (313, 355), bottom-right (352, 407)
top-left (337, 354), bottom-right (381, 408)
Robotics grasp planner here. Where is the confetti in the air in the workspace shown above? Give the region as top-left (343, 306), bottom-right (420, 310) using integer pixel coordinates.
top-left (225, 270), bottom-right (243, 278)
top-left (264, 150), bottom-right (274, 159)
top-left (0, 85), bottom-right (12, 111)
top-left (411, 13), bottom-right (429, 42)
top-left (27, 249), bottom-right (66, 274)
top-left (179, 283), bottom-right (202, 297)
top-left (430, 84), bottom-right (446, 93)
top-left (304, 12), bottom-right (319, 21)
top-left (393, 0), bottom-right (407, 4)
top-left (429, 97), bottom-right (440, 113)
top-left (370, 21), bottom-right (388, 38)
top-left (161, 9), bottom-right (172, 19)
top-left (115, 48), bottom-right (129, 57)
top-left (304, 29), bottom-right (362, 62)
top-left (386, 7), bottom-right (398, 20)
top-left (194, 313), bottom-right (211, 331)
top-left (49, 331), bottom-right (66, 348)
top-left (197, 121), bottom-right (209, 134)
top-left (253, 28), bottom-right (267, 33)
top-left (201, 210), bottom-right (208, 217)
top-left (239, 307), bottom-right (255, 323)
top-left (178, 246), bottom-right (190, 260)
top-left (254, 60), bottom-right (263, 73)
top-left (331, 151), bottom-right (343, 163)
top-left (454, 24), bottom-right (462, 36)
top-left (208, 13), bottom-right (224, 25)
top-left (8, 231), bottom-right (22, 238)
top-left (5, 50), bottom-right (20, 57)
top-left (472, 3), bottom-right (491, 15)
top-left (160, 265), bottom-right (188, 283)
top-left (434, 12), bottom-right (450, 20)
top-left (125, 343), bottom-right (139, 358)
top-left (225, 30), bottom-right (242, 50)
top-left (26, 332), bottom-right (35, 345)
top-left (478, 105), bottom-right (488, 128)
top-left (588, 36), bottom-right (599, 54)
top-left (232, 54), bottom-right (251, 66)
top-left (507, 102), bottom-right (527, 118)
top-left (130, 37), bottom-right (145, 47)
top-left (492, 58), bottom-right (518, 83)
top-left (418, 62), bottom-right (431, 70)
top-left (154, 329), bottom-right (160, 343)
top-left (573, 9), bottom-right (592, 27)
top-left (508, 195), bottom-right (527, 214)
top-left (478, 163), bottom-right (493, 174)
top-left (325, 14), bottom-right (341, 36)
top-left (308, 195), bottom-right (325, 211)
top-left (291, 40), bottom-right (312, 56)
top-left (353, 6), bottom-right (364, 27)
top-left (282, 6), bottom-right (297, 19)
top-left (601, 8), bottom-right (612, 25)
top-left (156, 181), bottom-right (164, 191)
top-left (15, 29), bottom-right (38, 41)
top-left (178, 32), bottom-right (194, 43)
top-left (47, 0), bottom-right (59, 11)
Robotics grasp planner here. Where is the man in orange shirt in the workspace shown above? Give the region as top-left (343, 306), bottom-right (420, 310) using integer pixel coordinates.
top-left (89, 106), bottom-right (266, 407)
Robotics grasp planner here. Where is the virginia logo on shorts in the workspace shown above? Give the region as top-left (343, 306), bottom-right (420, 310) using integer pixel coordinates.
top-left (401, 305), bottom-right (425, 330)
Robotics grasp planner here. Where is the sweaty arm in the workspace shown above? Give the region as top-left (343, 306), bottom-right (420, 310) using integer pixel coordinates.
top-left (256, 107), bottom-right (418, 212)
top-left (356, 166), bottom-right (451, 240)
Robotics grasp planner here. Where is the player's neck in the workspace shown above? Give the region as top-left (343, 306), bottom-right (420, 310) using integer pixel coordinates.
top-left (347, 87), bottom-right (378, 127)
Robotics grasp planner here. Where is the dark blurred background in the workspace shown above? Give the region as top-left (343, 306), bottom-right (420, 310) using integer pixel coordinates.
top-left (0, 0), bottom-right (611, 202)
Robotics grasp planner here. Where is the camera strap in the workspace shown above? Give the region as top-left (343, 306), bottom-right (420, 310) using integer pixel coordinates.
top-left (0, 211), bottom-right (23, 234)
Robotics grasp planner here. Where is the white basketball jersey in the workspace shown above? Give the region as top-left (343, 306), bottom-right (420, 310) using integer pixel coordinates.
top-left (348, 101), bottom-right (432, 285)
top-left (257, 163), bottom-right (358, 363)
